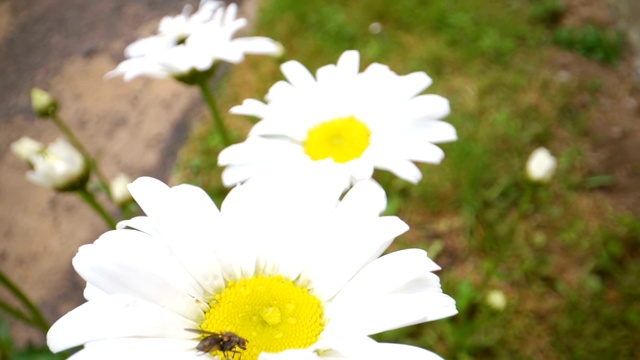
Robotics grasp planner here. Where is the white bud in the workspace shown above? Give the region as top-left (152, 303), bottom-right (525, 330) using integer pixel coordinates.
top-left (368, 22), bottom-right (383, 35)
top-left (485, 289), bottom-right (507, 311)
top-left (526, 147), bottom-right (557, 183)
top-left (31, 88), bottom-right (58, 118)
top-left (25, 138), bottom-right (89, 191)
top-left (110, 173), bottom-right (133, 204)
top-left (11, 137), bottom-right (44, 163)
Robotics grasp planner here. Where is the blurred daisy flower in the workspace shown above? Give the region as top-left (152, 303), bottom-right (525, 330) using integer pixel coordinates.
top-left (218, 50), bottom-right (457, 187)
top-left (47, 170), bottom-right (456, 360)
top-left (526, 147), bottom-right (557, 183)
top-left (12, 137), bottom-right (88, 192)
top-left (123, 0), bottom-right (223, 59)
top-left (107, 1), bottom-right (282, 83)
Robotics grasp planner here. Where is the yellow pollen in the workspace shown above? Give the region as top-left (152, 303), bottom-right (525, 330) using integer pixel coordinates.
top-left (304, 116), bottom-right (371, 163)
top-left (200, 275), bottom-right (324, 360)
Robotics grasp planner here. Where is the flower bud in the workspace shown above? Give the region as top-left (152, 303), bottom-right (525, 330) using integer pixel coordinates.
top-left (25, 138), bottom-right (89, 192)
top-left (485, 289), bottom-right (507, 311)
top-left (31, 88), bottom-right (58, 118)
top-left (11, 137), bottom-right (44, 164)
top-left (526, 147), bottom-right (557, 183)
top-left (109, 173), bottom-right (133, 204)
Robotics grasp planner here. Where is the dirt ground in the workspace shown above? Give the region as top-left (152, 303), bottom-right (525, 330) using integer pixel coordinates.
top-left (0, 0), bottom-right (251, 346)
top-left (0, 0), bottom-right (638, 351)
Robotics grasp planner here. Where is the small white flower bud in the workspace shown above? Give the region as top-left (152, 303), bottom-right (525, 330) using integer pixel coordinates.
top-left (31, 88), bottom-right (58, 118)
top-left (526, 147), bottom-right (557, 183)
top-left (485, 289), bottom-right (507, 311)
top-left (110, 173), bottom-right (134, 204)
top-left (368, 22), bottom-right (383, 35)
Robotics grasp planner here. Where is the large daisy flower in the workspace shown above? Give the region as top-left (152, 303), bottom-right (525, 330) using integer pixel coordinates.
top-left (107, 2), bottom-right (281, 81)
top-left (218, 50), bottom-right (457, 187)
top-left (47, 171), bottom-right (457, 360)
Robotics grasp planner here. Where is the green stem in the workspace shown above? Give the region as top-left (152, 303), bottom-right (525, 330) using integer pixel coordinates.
top-left (50, 113), bottom-right (113, 199)
top-left (0, 271), bottom-right (49, 333)
top-left (0, 299), bottom-right (36, 327)
top-left (197, 79), bottom-right (231, 147)
top-left (76, 187), bottom-right (117, 229)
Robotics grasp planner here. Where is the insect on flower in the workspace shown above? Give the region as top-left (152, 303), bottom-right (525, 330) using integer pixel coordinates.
top-left (186, 329), bottom-right (248, 359)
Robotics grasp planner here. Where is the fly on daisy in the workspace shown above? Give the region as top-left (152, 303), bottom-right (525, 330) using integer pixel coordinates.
top-left (47, 169), bottom-right (456, 360)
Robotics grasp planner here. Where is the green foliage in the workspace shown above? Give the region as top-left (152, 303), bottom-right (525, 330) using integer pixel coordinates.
top-left (0, 318), bottom-right (63, 360)
top-left (175, 0), bottom-right (639, 358)
top-left (553, 25), bottom-right (624, 64)
top-left (529, 0), bottom-right (565, 25)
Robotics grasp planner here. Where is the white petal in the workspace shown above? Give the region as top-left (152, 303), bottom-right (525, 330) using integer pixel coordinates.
top-left (66, 338), bottom-right (200, 360)
top-left (47, 294), bottom-right (198, 353)
top-left (335, 179), bottom-right (387, 217)
top-left (400, 140), bottom-right (446, 164)
top-left (72, 230), bottom-right (206, 319)
top-left (231, 37), bottom-right (281, 55)
top-left (326, 249), bottom-right (457, 335)
top-left (404, 94), bottom-right (450, 120)
top-left (127, 177), bottom-right (226, 295)
top-left (259, 349), bottom-right (319, 360)
top-left (306, 216), bottom-right (408, 300)
top-left (124, 36), bottom-right (174, 58)
top-left (229, 98), bottom-right (268, 117)
top-left (374, 343), bottom-right (444, 360)
top-left (280, 60), bottom-right (316, 88)
top-left (397, 71), bottom-right (433, 99)
top-left (336, 50), bottom-right (360, 76)
top-left (375, 158), bottom-right (423, 183)
top-left (408, 119), bottom-right (458, 143)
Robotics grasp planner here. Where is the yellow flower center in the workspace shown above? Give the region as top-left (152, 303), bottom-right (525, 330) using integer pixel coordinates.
top-left (200, 275), bottom-right (324, 360)
top-left (304, 116), bottom-right (371, 163)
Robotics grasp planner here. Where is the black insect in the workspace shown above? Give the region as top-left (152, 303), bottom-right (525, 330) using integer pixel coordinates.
top-left (186, 329), bottom-right (248, 359)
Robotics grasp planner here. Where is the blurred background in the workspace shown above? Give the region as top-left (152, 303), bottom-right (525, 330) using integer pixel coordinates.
top-left (1, 0), bottom-right (639, 359)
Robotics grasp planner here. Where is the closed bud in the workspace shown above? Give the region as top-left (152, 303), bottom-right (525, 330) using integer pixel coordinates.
top-left (31, 88), bottom-right (58, 118)
top-left (485, 289), bottom-right (507, 311)
top-left (109, 173), bottom-right (134, 204)
top-left (526, 147), bottom-right (557, 183)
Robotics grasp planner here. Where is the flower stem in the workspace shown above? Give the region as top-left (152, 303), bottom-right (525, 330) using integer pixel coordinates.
top-left (76, 187), bottom-right (117, 229)
top-left (0, 271), bottom-right (49, 333)
top-left (197, 79), bottom-right (231, 147)
top-left (50, 113), bottom-right (113, 199)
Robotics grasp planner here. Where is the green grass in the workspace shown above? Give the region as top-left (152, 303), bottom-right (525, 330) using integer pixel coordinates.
top-left (174, 0), bottom-right (640, 358)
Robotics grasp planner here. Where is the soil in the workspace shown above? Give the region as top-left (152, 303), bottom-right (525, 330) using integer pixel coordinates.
top-left (0, 0), bottom-right (637, 351)
top-left (0, 0), bottom-right (244, 347)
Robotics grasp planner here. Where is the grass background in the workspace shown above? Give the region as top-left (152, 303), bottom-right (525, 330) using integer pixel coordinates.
top-left (172, 0), bottom-right (640, 358)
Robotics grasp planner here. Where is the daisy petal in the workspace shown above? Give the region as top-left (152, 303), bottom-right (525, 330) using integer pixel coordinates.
top-left (326, 249), bottom-right (457, 335)
top-left (280, 60), bottom-right (316, 88)
top-left (66, 338), bottom-right (200, 360)
top-left (47, 294), bottom-right (197, 353)
top-left (375, 343), bottom-right (445, 360)
top-left (73, 230), bottom-right (206, 319)
top-left (375, 158), bottom-right (423, 183)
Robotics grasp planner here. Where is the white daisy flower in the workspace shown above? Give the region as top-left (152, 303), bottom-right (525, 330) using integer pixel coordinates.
top-left (107, 2), bottom-right (282, 82)
top-left (218, 50), bottom-right (457, 187)
top-left (14, 137), bottom-right (89, 191)
top-left (47, 171), bottom-right (457, 360)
